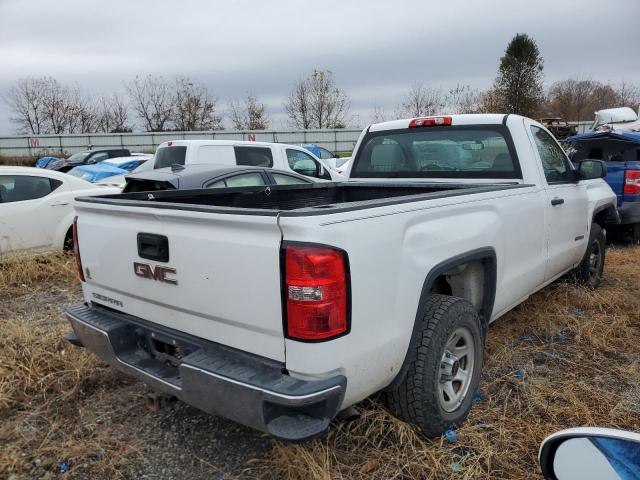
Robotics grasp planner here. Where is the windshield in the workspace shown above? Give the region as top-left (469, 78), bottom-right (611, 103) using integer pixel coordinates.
top-left (154, 146), bottom-right (187, 169)
top-left (132, 159), bottom-right (155, 173)
top-left (350, 127), bottom-right (520, 179)
top-left (67, 152), bottom-right (90, 162)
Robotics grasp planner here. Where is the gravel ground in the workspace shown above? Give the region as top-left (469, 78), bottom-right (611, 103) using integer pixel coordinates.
top-left (2, 283), bottom-right (271, 480)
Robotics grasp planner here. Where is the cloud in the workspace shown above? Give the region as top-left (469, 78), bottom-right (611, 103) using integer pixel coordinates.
top-left (1, 0), bottom-right (639, 133)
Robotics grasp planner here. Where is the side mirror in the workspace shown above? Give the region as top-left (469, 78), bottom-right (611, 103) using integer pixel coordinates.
top-left (539, 427), bottom-right (640, 480)
top-left (578, 159), bottom-right (607, 180)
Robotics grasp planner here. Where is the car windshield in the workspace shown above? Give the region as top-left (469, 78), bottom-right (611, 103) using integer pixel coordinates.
top-left (350, 127), bottom-right (519, 179)
top-left (67, 152), bottom-right (90, 162)
top-left (155, 146), bottom-right (187, 169)
top-left (131, 159), bottom-right (155, 173)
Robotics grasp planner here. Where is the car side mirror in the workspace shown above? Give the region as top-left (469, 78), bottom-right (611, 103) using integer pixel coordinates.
top-left (578, 159), bottom-right (607, 180)
top-left (539, 427), bottom-right (640, 480)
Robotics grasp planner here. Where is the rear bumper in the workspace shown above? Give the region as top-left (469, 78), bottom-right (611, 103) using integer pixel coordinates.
top-left (66, 303), bottom-right (345, 441)
top-left (618, 202), bottom-right (640, 225)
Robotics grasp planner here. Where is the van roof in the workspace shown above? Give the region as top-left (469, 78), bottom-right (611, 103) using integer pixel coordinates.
top-left (157, 140), bottom-right (286, 148)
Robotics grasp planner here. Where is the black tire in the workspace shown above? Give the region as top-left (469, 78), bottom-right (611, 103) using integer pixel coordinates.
top-left (384, 294), bottom-right (483, 437)
top-left (632, 224), bottom-right (640, 246)
top-left (575, 223), bottom-right (605, 289)
top-left (63, 228), bottom-right (74, 252)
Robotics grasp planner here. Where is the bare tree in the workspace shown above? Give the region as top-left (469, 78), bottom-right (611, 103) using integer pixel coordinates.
top-left (545, 78), bottom-right (640, 120)
top-left (284, 70), bottom-right (349, 129)
top-left (4, 77), bottom-right (49, 134)
top-left (228, 94), bottom-right (270, 130)
top-left (172, 78), bottom-right (222, 131)
top-left (396, 83), bottom-right (444, 118)
top-left (96, 93), bottom-right (131, 133)
top-left (446, 85), bottom-right (481, 114)
top-left (126, 75), bottom-right (175, 131)
top-left (371, 100), bottom-right (389, 123)
top-left (616, 81), bottom-right (640, 109)
top-left (545, 78), bottom-right (596, 120)
top-left (40, 77), bottom-right (77, 134)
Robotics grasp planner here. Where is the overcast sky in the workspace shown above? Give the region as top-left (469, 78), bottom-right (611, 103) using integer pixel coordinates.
top-left (1, 0), bottom-right (639, 134)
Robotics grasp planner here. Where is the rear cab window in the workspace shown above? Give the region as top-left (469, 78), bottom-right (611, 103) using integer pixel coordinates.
top-left (154, 146), bottom-right (187, 169)
top-left (350, 126), bottom-right (521, 179)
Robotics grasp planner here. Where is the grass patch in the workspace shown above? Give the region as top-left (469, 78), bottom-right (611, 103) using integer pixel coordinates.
top-left (0, 253), bottom-right (140, 478)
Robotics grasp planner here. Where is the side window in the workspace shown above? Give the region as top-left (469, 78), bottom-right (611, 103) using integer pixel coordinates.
top-left (286, 149), bottom-right (323, 178)
top-left (206, 173), bottom-right (266, 189)
top-left (87, 152), bottom-right (109, 164)
top-left (0, 175), bottom-right (61, 203)
top-left (318, 147), bottom-right (334, 160)
top-left (530, 126), bottom-right (572, 184)
top-left (234, 147), bottom-right (273, 167)
top-left (272, 173), bottom-right (310, 185)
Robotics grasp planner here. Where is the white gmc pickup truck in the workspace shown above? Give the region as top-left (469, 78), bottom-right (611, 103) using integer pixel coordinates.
top-left (66, 114), bottom-right (618, 441)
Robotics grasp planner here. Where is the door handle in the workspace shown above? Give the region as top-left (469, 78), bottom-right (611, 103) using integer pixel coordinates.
top-left (550, 198), bottom-right (564, 206)
top-left (50, 201), bottom-right (69, 206)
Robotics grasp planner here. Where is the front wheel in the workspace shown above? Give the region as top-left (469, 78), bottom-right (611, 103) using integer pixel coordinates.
top-left (575, 223), bottom-right (605, 289)
top-left (384, 294), bottom-right (484, 437)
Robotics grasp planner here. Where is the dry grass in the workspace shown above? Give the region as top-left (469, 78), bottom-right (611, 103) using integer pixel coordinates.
top-left (0, 252), bottom-right (78, 296)
top-left (1, 248), bottom-right (638, 479)
top-left (0, 156), bottom-right (39, 167)
top-left (0, 253), bottom-right (140, 479)
top-left (256, 246), bottom-right (640, 479)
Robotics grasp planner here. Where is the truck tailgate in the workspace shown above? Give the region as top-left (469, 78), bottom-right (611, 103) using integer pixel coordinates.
top-left (74, 202), bottom-right (285, 362)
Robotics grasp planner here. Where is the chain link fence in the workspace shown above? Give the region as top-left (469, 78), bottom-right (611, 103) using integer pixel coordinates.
top-left (0, 129), bottom-right (362, 158)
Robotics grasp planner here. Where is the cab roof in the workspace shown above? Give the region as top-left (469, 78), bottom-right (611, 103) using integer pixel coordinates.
top-left (368, 114), bottom-right (513, 132)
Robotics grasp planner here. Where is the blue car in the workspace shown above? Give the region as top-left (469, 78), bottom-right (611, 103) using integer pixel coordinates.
top-left (564, 131), bottom-right (640, 243)
top-left (35, 156), bottom-right (61, 168)
top-left (67, 156), bottom-right (151, 183)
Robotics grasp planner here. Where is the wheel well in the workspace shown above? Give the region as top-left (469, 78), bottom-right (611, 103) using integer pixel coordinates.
top-left (429, 260), bottom-right (485, 315)
top-left (63, 226), bottom-right (73, 251)
top-left (384, 249), bottom-right (496, 392)
top-left (593, 205), bottom-right (617, 228)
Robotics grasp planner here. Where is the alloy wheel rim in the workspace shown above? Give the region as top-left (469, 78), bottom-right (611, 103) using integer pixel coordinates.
top-left (438, 327), bottom-right (475, 412)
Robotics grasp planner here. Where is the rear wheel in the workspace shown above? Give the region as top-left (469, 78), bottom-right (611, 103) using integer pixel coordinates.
top-left (384, 294), bottom-right (483, 437)
top-left (575, 223), bottom-right (605, 289)
top-left (63, 228), bottom-right (73, 251)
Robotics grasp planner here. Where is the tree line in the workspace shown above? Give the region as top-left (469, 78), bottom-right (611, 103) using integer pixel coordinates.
top-left (4, 34), bottom-right (640, 135)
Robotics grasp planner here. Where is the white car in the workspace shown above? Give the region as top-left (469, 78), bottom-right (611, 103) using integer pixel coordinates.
top-left (0, 167), bottom-right (119, 254)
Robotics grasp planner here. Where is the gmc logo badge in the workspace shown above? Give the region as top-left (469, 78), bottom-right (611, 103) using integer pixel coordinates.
top-left (133, 262), bottom-right (178, 285)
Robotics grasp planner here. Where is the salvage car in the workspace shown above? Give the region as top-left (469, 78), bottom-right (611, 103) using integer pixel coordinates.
top-left (44, 148), bottom-right (132, 172)
top-left (150, 140), bottom-right (338, 181)
top-left (123, 164), bottom-right (313, 193)
top-left (66, 114), bottom-right (617, 442)
top-left (564, 130), bottom-right (640, 243)
top-left (0, 167), bottom-right (119, 254)
top-left (539, 117), bottom-right (576, 139)
top-left (67, 155), bottom-right (151, 183)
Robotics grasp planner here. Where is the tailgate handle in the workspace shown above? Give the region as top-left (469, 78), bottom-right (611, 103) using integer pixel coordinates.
top-left (137, 233), bottom-right (170, 262)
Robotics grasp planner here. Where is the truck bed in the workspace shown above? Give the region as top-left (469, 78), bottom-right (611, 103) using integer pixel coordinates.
top-left (78, 182), bottom-right (526, 215)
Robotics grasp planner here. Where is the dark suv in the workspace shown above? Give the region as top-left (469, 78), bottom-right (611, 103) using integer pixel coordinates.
top-left (45, 148), bottom-right (131, 173)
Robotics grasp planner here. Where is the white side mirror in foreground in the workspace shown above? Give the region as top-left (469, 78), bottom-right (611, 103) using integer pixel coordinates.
top-left (539, 427), bottom-right (640, 480)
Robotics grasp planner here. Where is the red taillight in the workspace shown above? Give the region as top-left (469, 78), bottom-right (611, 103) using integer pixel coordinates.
top-left (408, 116), bottom-right (452, 128)
top-left (284, 245), bottom-right (349, 341)
top-left (624, 170), bottom-right (640, 195)
top-left (72, 216), bottom-right (85, 282)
